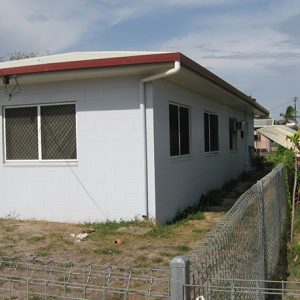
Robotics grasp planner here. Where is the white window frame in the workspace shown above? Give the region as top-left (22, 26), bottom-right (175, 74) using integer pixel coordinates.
top-left (204, 111), bottom-right (220, 153)
top-left (3, 102), bottom-right (78, 163)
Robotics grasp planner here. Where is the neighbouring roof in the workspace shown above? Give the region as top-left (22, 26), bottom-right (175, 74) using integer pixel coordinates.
top-left (254, 118), bottom-right (274, 128)
top-left (257, 125), bottom-right (297, 151)
top-left (0, 51), bottom-right (269, 115)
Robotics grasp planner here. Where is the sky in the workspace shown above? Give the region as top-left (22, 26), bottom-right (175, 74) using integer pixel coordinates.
top-left (0, 0), bottom-right (299, 119)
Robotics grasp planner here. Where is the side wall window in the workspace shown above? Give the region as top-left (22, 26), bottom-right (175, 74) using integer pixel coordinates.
top-left (229, 118), bottom-right (238, 151)
top-left (204, 112), bottom-right (219, 152)
top-left (4, 103), bottom-right (77, 161)
top-left (169, 103), bottom-right (190, 156)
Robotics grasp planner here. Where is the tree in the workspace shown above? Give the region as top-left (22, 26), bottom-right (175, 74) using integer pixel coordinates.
top-left (279, 105), bottom-right (296, 125)
top-left (287, 131), bottom-right (300, 242)
top-left (0, 52), bottom-right (39, 62)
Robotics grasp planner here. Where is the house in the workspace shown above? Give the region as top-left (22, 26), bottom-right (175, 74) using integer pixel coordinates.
top-left (0, 52), bottom-right (268, 223)
top-left (254, 118), bottom-right (275, 152)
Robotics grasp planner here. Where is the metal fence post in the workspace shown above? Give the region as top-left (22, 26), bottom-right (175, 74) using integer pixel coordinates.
top-left (170, 256), bottom-right (190, 300)
top-left (276, 172), bottom-right (282, 243)
top-left (257, 180), bottom-right (268, 281)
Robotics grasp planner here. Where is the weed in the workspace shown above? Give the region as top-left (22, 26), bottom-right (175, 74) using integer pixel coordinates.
top-left (94, 247), bottom-right (122, 255)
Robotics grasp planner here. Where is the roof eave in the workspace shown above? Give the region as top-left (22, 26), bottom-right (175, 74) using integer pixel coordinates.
top-left (178, 53), bottom-right (269, 116)
top-left (0, 51), bottom-right (269, 116)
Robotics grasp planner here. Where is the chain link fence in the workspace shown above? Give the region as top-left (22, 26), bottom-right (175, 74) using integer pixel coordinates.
top-left (187, 163), bottom-right (288, 299)
top-left (186, 278), bottom-right (300, 299)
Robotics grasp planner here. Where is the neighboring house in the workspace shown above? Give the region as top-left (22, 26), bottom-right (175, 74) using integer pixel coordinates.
top-left (254, 118), bottom-right (274, 152)
top-left (0, 52), bottom-right (268, 223)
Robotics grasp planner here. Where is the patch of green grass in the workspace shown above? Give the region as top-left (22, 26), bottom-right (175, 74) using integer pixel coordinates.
top-left (294, 209), bottom-right (300, 233)
top-left (29, 296), bottom-right (42, 300)
top-left (192, 228), bottom-right (207, 234)
top-left (188, 211), bottom-right (205, 221)
top-left (148, 225), bottom-right (174, 238)
top-left (152, 257), bottom-right (163, 263)
top-left (136, 255), bottom-right (148, 262)
top-left (94, 247), bottom-right (122, 255)
top-left (35, 244), bottom-right (56, 257)
top-left (175, 244), bottom-right (190, 252)
top-left (159, 252), bottom-right (173, 258)
top-left (2, 225), bottom-right (16, 232)
top-left (26, 235), bottom-right (45, 243)
top-left (134, 262), bottom-right (150, 268)
top-left (49, 233), bottom-right (72, 245)
top-left (3, 234), bottom-right (16, 242)
top-left (83, 219), bottom-right (146, 240)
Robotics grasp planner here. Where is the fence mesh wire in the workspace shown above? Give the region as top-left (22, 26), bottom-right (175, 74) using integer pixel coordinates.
top-left (0, 256), bottom-right (170, 299)
top-left (187, 278), bottom-right (300, 300)
top-left (189, 164), bottom-right (288, 299)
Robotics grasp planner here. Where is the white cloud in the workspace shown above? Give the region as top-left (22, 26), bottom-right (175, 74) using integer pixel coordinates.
top-left (0, 0), bottom-right (142, 55)
top-left (0, 0), bottom-right (299, 118)
top-left (155, 0), bottom-right (300, 118)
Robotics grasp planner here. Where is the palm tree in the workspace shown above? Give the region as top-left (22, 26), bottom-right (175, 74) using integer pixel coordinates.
top-left (280, 105), bottom-right (296, 125)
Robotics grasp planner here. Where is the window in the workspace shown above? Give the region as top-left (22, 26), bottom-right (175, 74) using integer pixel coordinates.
top-left (204, 112), bottom-right (219, 152)
top-left (229, 118), bottom-right (238, 151)
top-left (169, 103), bottom-right (190, 156)
top-left (4, 103), bottom-right (77, 161)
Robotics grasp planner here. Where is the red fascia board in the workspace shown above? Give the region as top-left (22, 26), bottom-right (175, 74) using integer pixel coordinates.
top-left (0, 52), bottom-right (181, 76)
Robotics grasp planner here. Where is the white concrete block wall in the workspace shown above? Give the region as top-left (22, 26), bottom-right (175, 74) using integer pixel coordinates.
top-left (0, 76), bottom-right (154, 222)
top-left (152, 79), bottom-right (254, 223)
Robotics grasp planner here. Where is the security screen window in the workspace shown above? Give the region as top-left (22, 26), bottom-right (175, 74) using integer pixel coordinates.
top-left (229, 118), bottom-right (238, 151)
top-left (169, 103), bottom-right (190, 156)
top-left (5, 106), bottom-right (38, 160)
top-left (204, 112), bottom-right (219, 152)
top-left (4, 103), bottom-right (77, 161)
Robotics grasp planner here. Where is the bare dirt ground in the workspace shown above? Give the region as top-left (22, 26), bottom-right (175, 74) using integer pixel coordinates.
top-left (0, 166), bottom-right (271, 269)
top-left (0, 212), bottom-right (223, 269)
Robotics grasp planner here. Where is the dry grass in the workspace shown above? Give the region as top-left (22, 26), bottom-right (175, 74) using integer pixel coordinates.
top-left (0, 212), bottom-right (223, 269)
top-left (0, 166), bottom-right (272, 270)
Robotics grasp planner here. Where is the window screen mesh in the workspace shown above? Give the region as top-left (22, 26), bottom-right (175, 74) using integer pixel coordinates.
top-left (41, 104), bottom-right (77, 160)
top-left (5, 107), bottom-right (38, 160)
top-left (169, 104), bottom-right (179, 156)
top-left (179, 106), bottom-right (189, 155)
top-left (210, 114), bottom-right (219, 151)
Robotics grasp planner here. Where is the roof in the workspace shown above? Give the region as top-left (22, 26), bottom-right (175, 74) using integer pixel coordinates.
top-left (0, 51), bottom-right (269, 115)
top-left (257, 125), bottom-right (297, 151)
top-left (254, 118), bottom-right (274, 128)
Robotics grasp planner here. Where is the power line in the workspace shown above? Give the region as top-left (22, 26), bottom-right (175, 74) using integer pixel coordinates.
top-left (269, 99), bottom-right (293, 111)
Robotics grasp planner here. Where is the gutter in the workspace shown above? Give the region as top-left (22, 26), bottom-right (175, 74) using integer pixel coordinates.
top-left (140, 61), bottom-right (180, 218)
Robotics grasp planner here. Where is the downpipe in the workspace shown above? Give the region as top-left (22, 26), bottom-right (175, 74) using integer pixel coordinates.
top-left (140, 61), bottom-right (180, 218)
